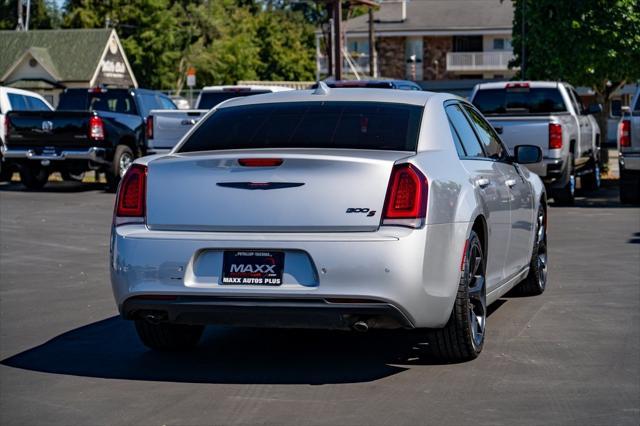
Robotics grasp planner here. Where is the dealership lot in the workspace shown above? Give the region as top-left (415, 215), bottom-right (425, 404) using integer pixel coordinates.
top-left (0, 181), bottom-right (638, 426)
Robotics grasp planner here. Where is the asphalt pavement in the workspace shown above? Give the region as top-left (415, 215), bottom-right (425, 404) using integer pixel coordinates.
top-left (0, 180), bottom-right (638, 426)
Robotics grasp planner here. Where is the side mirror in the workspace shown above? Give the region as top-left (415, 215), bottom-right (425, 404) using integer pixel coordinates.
top-left (587, 103), bottom-right (603, 115)
top-left (514, 145), bottom-right (542, 164)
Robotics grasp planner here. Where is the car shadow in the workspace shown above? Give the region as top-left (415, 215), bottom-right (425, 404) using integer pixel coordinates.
top-left (1, 303), bottom-right (512, 384)
top-left (551, 180), bottom-right (637, 208)
top-left (0, 181), bottom-right (109, 193)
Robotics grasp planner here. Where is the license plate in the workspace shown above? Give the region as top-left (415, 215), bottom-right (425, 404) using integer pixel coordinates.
top-left (221, 251), bottom-right (284, 285)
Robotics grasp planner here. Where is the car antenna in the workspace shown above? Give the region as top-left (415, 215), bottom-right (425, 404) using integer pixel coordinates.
top-left (313, 81), bottom-right (330, 96)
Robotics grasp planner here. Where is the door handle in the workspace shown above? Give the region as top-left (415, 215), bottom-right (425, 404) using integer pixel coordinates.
top-left (505, 178), bottom-right (517, 188)
top-left (476, 178), bottom-right (490, 188)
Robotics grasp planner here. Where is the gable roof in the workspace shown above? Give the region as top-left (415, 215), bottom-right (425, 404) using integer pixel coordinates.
top-left (0, 29), bottom-right (113, 83)
top-left (345, 0), bottom-right (514, 35)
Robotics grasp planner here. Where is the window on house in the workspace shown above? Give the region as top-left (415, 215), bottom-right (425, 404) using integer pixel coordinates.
top-left (493, 38), bottom-right (505, 50)
top-left (453, 36), bottom-right (483, 52)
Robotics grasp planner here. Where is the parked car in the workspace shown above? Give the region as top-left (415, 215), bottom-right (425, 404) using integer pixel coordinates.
top-left (0, 87), bottom-right (54, 182)
top-left (316, 79), bottom-right (423, 91)
top-left (111, 85), bottom-right (548, 362)
top-left (1, 87), bottom-right (176, 190)
top-left (470, 81), bottom-right (601, 205)
top-left (618, 87), bottom-right (640, 203)
top-left (147, 85), bottom-right (294, 154)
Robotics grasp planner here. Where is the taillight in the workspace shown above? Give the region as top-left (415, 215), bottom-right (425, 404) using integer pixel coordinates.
top-left (549, 123), bottom-right (562, 149)
top-left (619, 120), bottom-right (631, 147)
top-left (238, 158), bottom-right (283, 167)
top-left (4, 116), bottom-right (9, 139)
top-left (89, 116), bottom-right (105, 141)
top-left (146, 115), bottom-right (153, 140)
top-left (115, 164), bottom-right (147, 225)
top-left (382, 163), bottom-right (428, 228)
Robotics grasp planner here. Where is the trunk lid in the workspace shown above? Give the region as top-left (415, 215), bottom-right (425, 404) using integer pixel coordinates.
top-left (146, 149), bottom-right (412, 232)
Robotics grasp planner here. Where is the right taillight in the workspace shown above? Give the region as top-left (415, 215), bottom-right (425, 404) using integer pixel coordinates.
top-left (382, 163), bottom-right (428, 228)
top-left (549, 123), bottom-right (562, 149)
top-left (146, 115), bottom-right (153, 140)
top-left (114, 164), bottom-right (147, 225)
top-left (619, 119), bottom-right (631, 147)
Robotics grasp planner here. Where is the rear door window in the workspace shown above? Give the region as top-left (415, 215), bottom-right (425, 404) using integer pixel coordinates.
top-left (463, 105), bottom-right (507, 160)
top-left (180, 101), bottom-right (424, 153)
top-left (7, 93), bottom-right (28, 111)
top-left (473, 87), bottom-right (567, 115)
top-left (445, 104), bottom-right (485, 158)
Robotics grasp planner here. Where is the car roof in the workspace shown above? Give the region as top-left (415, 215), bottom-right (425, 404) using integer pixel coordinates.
top-left (214, 88), bottom-right (441, 109)
top-left (326, 80), bottom-right (422, 89)
top-left (474, 81), bottom-right (562, 90)
top-left (201, 85), bottom-right (294, 93)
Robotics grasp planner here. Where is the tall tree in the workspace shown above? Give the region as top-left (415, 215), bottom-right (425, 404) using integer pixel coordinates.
top-left (510, 0), bottom-right (640, 151)
top-left (0, 0), bottom-right (59, 30)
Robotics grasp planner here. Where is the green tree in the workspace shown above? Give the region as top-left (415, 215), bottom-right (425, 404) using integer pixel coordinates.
top-left (511, 0), bottom-right (640, 149)
top-left (0, 0), bottom-right (59, 30)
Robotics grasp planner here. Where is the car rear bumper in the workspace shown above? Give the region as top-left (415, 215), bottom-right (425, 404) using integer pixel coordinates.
top-left (110, 223), bottom-right (471, 329)
top-left (0, 146), bottom-right (108, 163)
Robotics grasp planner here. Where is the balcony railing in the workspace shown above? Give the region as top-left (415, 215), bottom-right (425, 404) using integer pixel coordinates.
top-left (318, 54), bottom-right (371, 75)
top-left (446, 51), bottom-right (515, 71)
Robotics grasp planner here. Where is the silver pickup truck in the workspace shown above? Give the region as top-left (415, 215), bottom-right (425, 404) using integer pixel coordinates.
top-left (470, 81), bottom-right (601, 205)
top-left (146, 85), bottom-right (294, 155)
top-left (618, 87), bottom-right (640, 203)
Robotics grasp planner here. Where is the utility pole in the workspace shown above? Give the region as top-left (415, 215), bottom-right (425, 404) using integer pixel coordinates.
top-left (521, 0), bottom-right (526, 80)
top-left (368, 7), bottom-right (377, 77)
top-left (333, 1), bottom-right (342, 80)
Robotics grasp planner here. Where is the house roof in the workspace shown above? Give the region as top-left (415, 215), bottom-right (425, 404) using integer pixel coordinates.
top-left (345, 0), bottom-right (514, 35)
top-left (0, 29), bottom-right (113, 83)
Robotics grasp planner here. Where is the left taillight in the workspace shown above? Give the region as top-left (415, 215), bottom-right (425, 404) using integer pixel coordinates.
top-left (115, 164), bottom-right (147, 225)
top-left (619, 119), bottom-right (631, 147)
top-left (4, 116), bottom-right (10, 139)
top-left (89, 115), bottom-right (105, 141)
top-left (382, 163), bottom-right (428, 228)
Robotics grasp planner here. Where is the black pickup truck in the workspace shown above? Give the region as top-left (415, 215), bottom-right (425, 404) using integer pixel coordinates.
top-left (1, 87), bottom-right (176, 190)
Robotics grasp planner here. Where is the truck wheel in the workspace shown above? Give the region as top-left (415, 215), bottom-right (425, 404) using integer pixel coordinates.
top-left (514, 204), bottom-right (547, 296)
top-left (134, 319), bottom-right (204, 351)
top-left (552, 155), bottom-right (575, 206)
top-left (19, 164), bottom-right (48, 190)
top-left (581, 156), bottom-right (601, 191)
top-left (107, 145), bottom-right (134, 191)
top-left (425, 230), bottom-right (486, 362)
top-left (619, 170), bottom-right (640, 204)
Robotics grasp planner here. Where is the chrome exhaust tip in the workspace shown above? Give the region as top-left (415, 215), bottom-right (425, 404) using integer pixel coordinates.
top-left (352, 320), bottom-right (369, 332)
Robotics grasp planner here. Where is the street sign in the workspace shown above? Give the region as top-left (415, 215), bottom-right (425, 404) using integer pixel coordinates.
top-left (187, 67), bottom-right (196, 87)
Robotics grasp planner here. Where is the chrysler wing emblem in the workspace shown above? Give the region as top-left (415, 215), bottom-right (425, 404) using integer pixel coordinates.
top-left (41, 121), bottom-right (53, 133)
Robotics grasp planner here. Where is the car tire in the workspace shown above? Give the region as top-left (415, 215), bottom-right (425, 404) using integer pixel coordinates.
top-left (581, 155), bottom-right (601, 191)
top-left (134, 319), bottom-right (204, 351)
top-left (19, 163), bottom-right (48, 190)
top-left (514, 203), bottom-right (548, 296)
top-left (107, 145), bottom-right (134, 192)
top-left (552, 154), bottom-right (575, 205)
top-left (425, 230), bottom-right (486, 362)
top-left (619, 170), bottom-right (640, 204)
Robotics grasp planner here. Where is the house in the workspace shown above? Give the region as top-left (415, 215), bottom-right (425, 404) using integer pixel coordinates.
top-left (0, 29), bottom-right (137, 106)
top-left (318, 0), bottom-right (516, 82)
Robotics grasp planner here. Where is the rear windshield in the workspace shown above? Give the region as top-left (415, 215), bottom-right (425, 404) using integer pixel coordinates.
top-left (197, 91), bottom-right (270, 109)
top-left (58, 89), bottom-right (137, 115)
top-left (473, 88), bottom-right (567, 115)
top-left (179, 101), bottom-right (423, 153)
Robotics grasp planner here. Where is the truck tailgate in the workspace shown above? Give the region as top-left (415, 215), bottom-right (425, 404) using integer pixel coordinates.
top-left (148, 109), bottom-right (207, 152)
top-left (5, 110), bottom-right (93, 149)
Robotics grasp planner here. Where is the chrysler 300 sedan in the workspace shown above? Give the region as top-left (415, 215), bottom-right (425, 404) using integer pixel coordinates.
top-left (110, 85), bottom-right (548, 362)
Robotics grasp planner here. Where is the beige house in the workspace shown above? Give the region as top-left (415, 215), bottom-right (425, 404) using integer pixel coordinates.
top-left (0, 29), bottom-right (137, 106)
top-left (318, 0), bottom-right (517, 82)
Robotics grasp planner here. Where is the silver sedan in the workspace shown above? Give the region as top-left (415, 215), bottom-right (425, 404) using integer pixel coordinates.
top-left (110, 86), bottom-right (548, 362)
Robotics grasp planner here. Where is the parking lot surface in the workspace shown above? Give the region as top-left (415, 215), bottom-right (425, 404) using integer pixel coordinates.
top-left (1, 181), bottom-right (638, 426)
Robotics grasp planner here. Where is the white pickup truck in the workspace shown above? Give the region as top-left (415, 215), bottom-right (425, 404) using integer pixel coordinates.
top-left (618, 87), bottom-right (640, 203)
top-left (146, 85), bottom-right (294, 154)
top-left (470, 81), bottom-right (601, 205)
